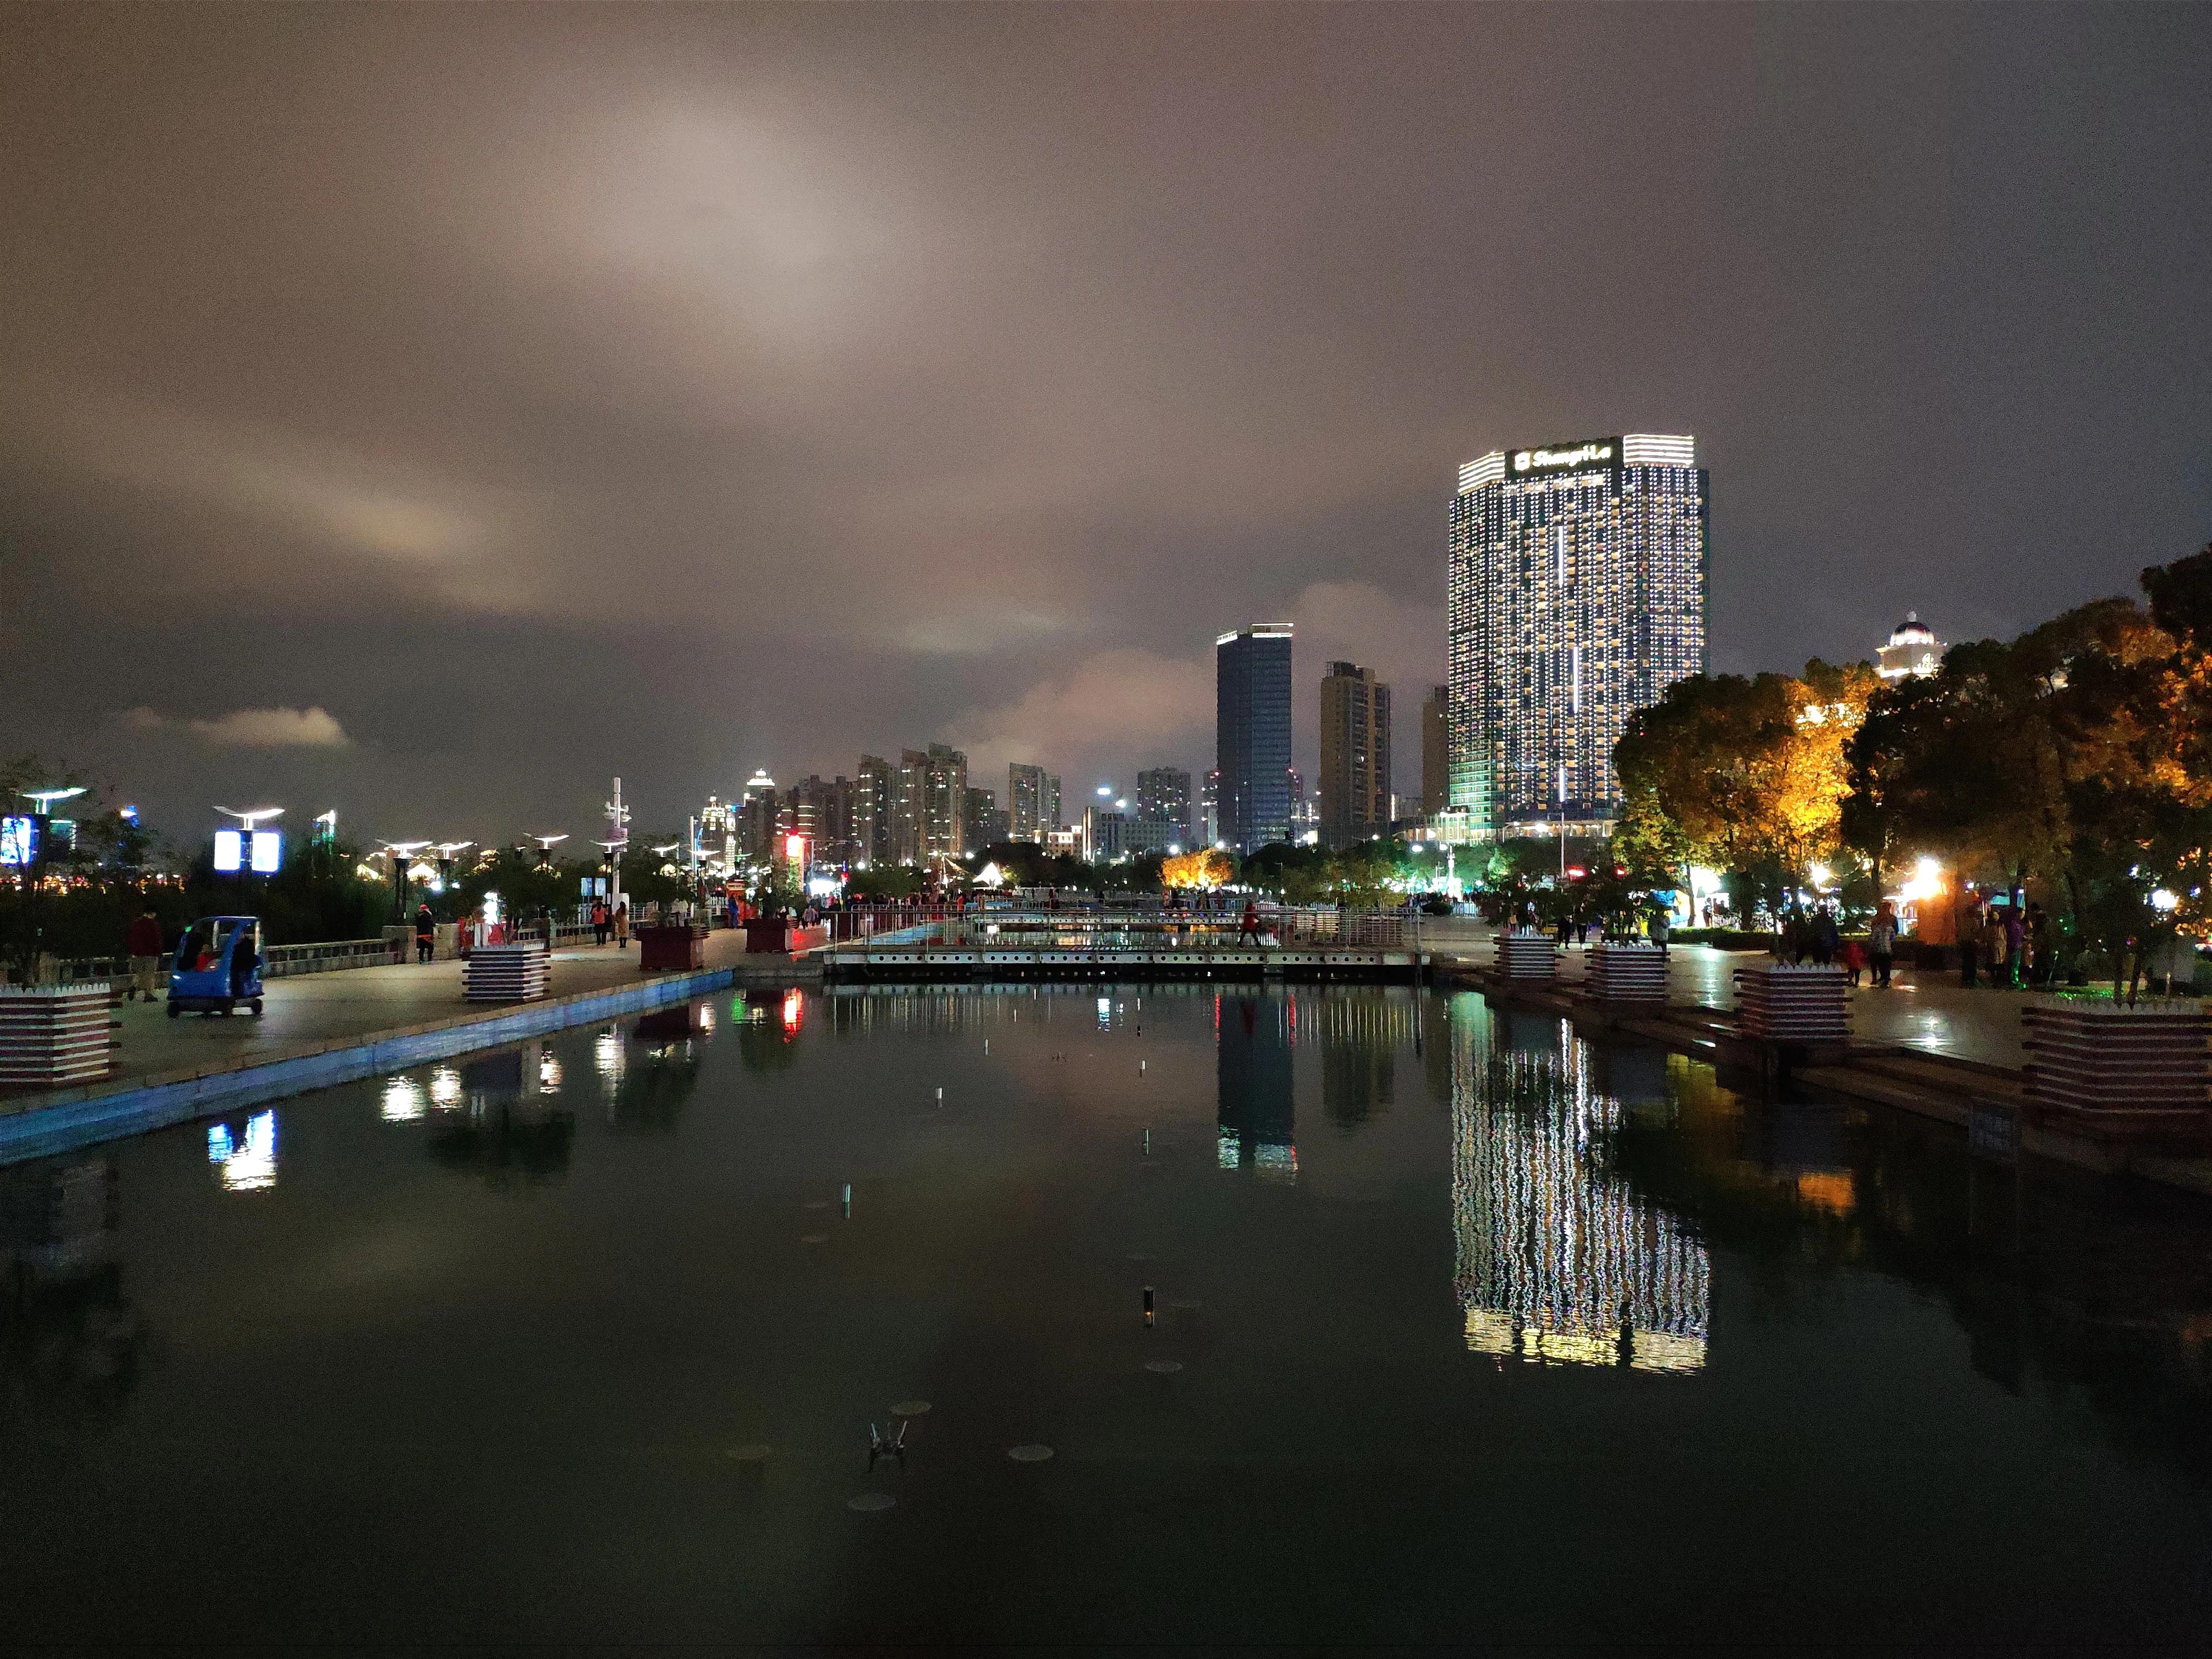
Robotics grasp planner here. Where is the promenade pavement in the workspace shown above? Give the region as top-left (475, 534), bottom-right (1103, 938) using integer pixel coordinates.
top-left (1416, 917), bottom-right (2032, 1068)
top-left (5, 932), bottom-right (757, 1110)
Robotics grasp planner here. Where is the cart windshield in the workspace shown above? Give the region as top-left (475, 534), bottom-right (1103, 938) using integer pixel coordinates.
top-left (177, 919), bottom-right (224, 972)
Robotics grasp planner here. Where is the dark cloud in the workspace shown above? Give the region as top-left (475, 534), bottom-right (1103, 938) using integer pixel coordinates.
top-left (3, 2), bottom-right (2208, 844)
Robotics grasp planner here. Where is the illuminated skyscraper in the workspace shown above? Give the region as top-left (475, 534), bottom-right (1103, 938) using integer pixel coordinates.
top-left (1448, 435), bottom-right (1706, 834)
top-left (896, 744), bottom-right (968, 868)
top-left (1008, 763), bottom-right (1060, 842)
top-left (1136, 766), bottom-right (1193, 843)
top-left (739, 769), bottom-right (779, 860)
top-left (1420, 685), bottom-right (1449, 815)
top-left (1319, 661), bottom-right (1391, 847)
top-left (1216, 624), bottom-right (1293, 853)
top-left (854, 755), bottom-right (895, 867)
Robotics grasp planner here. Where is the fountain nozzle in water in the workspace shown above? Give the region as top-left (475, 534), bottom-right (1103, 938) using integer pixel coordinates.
top-left (868, 1419), bottom-right (909, 1471)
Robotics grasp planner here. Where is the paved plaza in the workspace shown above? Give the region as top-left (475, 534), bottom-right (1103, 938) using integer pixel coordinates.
top-left (1417, 919), bottom-right (2034, 1068)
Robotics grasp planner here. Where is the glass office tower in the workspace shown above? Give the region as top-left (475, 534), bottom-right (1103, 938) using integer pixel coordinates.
top-left (1215, 624), bottom-right (1294, 853)
top-left (1447, 435), bottom-right (1706, 834)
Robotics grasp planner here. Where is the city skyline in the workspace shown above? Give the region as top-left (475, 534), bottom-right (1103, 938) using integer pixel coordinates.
top-left (4, 6), bottom-right (2208, 839)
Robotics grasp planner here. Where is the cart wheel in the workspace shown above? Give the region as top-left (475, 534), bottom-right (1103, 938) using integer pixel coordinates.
top-left (217, 1001), bottom-right (233, 1017)
top-left (166, 1000), bottom-right (180, 1019)
top-left (251, 999), bottom-right (264, 1017)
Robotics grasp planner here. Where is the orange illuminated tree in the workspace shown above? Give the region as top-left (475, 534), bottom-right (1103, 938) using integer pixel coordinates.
top-left (1160, 848), bottom-right (1233, 890)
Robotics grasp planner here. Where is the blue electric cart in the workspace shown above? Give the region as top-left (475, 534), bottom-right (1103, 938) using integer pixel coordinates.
top-left (167, 915), bottom-right (264, 1017)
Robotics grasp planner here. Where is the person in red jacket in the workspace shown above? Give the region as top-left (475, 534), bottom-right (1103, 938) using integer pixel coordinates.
top-left (126, 908), bottom-right (165, 1002)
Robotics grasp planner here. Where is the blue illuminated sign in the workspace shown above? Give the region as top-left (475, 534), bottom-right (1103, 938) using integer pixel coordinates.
top-left (250, 830), bottom-right (283, 873)
top-left (0, 817), bottom-right (35, 866)
top-left (213, 829), bottom-right (244, 872)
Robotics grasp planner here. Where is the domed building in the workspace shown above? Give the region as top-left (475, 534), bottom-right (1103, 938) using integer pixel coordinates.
top-left (1876, 612), bottom-right (1946, 682)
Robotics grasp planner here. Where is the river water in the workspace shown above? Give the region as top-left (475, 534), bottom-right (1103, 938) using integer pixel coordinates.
top-left (4, 984), bottom-right (2209, 1645)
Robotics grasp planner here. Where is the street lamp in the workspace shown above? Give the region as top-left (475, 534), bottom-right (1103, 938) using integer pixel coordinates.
top-left (430, 841), bottom-right (473, 895)
top-left (381, 840), bottom-right (431, 922)
top-left (214, 805), bottom-right (285, 878)
top-left (531, 833), bottom-right (568, 866)
top-left (10, 785), bottom-right (86, 981)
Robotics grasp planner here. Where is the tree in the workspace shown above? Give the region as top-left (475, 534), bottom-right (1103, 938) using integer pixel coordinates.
top-left (1161, 848), bottom-right (1233, 889)
top-left (1613, 662), bottom-right (1873, 921)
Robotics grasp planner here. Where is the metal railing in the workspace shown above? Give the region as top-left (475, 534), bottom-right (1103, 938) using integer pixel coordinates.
top-left (819, 906), bottom-right (1417, 955)
top-left (42, 935), bottom-right (403, 986)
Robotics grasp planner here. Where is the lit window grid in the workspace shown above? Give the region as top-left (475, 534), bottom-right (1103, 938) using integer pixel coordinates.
top-left (1448, 460), bottom-right (1705, 830)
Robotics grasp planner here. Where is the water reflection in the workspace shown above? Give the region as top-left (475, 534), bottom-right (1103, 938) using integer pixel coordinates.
top-left (609, 1010), bottom-right (704, 1130)
top-left (206, 1112), bottom-right (278, 1193)
top-left (1317, 989), bottom-right (1409, 1131)
top-left (381, 1076), bottom-right (427, 1122)
top-left (1217, 992), bottom-right (1295, 1180)
top-left (427, 1103), bottom-right (576, 1187)
top-left (1452, 1005), bottom-right (1709, 1373)
top-left (0, 1156), bottom-right (141, 1417)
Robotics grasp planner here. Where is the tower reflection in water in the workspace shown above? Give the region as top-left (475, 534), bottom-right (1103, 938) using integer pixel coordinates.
top-left (1453, 1003), bottom-right (1709, 1374)
top-left (1217, 992), bottom-right (1295, 1180)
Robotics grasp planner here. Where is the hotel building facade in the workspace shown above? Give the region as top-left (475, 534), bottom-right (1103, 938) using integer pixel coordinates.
top-left (1447, 434), bottom-right (1706, 834)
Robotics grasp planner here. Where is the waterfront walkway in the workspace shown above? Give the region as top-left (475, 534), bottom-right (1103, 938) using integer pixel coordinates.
top-left (0, 933), bottom-right (773, 1162)
top-left (1414, 920), bottom-right (2033, 1068)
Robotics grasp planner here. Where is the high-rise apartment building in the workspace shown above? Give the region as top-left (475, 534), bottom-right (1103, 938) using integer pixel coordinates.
top-left (1319, 662), bottom-right (1392, 847)
top-left (1216, 624), bottom-right (1294, 853)
top-left (854, 755), bottom-right (895, 867)
top-left (1420, 685), bottom-right (1450, 816)
top-left (779, 775), bottom-right (857, 865)
top-left (965, 786), bottom-right (1009, 851)
top-left (1287, 767), bottom-right (1316, 840)
top-left (739, 769), bottom-right (780, 860)
top-left (1135, 767), bottom-right (1193, 843)
top-left (896, 744), bottom-right (968, 868)
top-left (1448, 434), bottom-right (1706, 833)
top-left (1007, 763), bottom-right (1061, 842)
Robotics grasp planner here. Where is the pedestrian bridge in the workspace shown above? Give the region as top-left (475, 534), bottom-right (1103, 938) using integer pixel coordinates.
top-left (816, 909), bottom-right (1424, 982)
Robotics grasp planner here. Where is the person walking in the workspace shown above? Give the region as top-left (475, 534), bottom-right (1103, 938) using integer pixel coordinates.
top-left (1868, 900), bottom-right (1898, 990)
top-left (1811, 906), bottom-right (1839, 967)
top-left (1983, 909), bottom-right (2011, 990)
top-left (229, 922), bottom-right (259, 1002)
top-left (2004, 905), bottom-right (2027, 990)
top-left (1959, 900), bottom-right (1981, 989)
top-left (2027, 902), bottom-right (2051, 987)
top-left (125, 906), bottom-right (164, 1002)
top-left (613, 901), bottom-right (630, 947)
top-left (1238, 901), bottom-right (1263, 947)
top-left (591, 898), bottom-right (610, 946)
top-left (415, 902), bottom-right (437, 964)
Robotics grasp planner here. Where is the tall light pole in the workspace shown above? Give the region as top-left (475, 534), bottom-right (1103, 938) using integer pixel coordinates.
top-left (380, 840), bottom-right (431, 923)
top-left (14, 786), bottom-right (86, 981)
top-left (603, 777), bottom-right (630, 916)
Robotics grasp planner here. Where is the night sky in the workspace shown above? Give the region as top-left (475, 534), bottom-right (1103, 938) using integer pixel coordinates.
top-left (4, 3), bottom-right (2208, 846)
